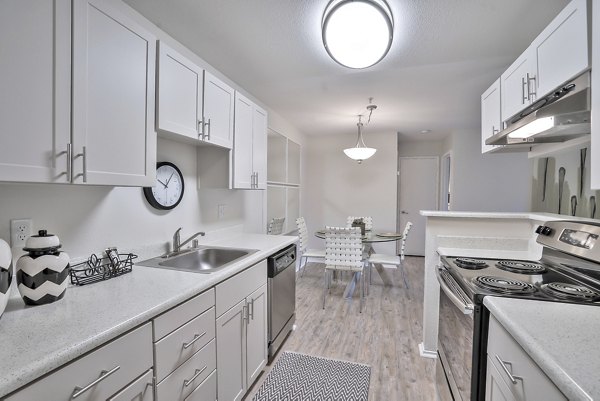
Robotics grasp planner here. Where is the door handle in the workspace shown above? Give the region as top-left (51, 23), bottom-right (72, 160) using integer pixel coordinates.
top-left (401, 210), bottom-right (409, 214)
top-left (71, 366), bottom-right (120, 398)
top-left (527, 73), bottom-right (536, 100)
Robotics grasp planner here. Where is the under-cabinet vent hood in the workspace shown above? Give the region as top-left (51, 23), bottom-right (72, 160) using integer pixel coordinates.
top-left (486, 73), bottom-right (590, 146)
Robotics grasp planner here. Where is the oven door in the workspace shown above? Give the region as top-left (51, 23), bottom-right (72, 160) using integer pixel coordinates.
top-left (436, 266), bottom-right (475, 401)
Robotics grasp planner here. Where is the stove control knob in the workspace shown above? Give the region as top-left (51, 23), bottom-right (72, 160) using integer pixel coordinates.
top-left (535, 225), bottom-right (544, 234)
top-left (541, 226), bottom-right (553, 236)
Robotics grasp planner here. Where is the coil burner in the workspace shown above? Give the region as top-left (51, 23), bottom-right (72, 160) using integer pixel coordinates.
top-left (473, 276), bottom-right (536, 294)
top-left (454, 258), bottom-right (488, 270)
top-left (496, 260), bottom-right (547, 275)
top-left (540, 282), bottom-right (600, 302)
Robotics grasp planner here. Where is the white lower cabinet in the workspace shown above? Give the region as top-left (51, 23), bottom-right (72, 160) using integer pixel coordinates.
top-left (486, 316), bottom-right (566, 401)
top-left (108, 369), bottom-right (154, 401)
top-left (216, 261), bottom-right (268, 401)
top-left (6, 323), bottom-right (153, 401)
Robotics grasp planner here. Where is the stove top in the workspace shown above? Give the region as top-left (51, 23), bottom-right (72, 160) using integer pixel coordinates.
top-left (440, 250), bottom-right (600, 305)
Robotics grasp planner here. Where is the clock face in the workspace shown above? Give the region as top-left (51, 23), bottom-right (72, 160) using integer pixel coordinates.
top-left (143, 162), bottom-right (184, 210)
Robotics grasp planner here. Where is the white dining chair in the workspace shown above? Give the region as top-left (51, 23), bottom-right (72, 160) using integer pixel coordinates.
top-left (346, 216), bottom-right (373, 231)
top-left (267, 217), bottom-right (285, 235)
top-left (296, 217), bottom-right (326, 276)
top-left (323, 226), bottom-right (366, 312)
top-left (367, 221), bottom-right (413, 289)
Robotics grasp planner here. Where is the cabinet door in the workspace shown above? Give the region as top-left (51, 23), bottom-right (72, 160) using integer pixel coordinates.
top-left (246, 284), bottom-right (267, 386)
top-left (0, 0), bottom-right (71, 183)
top-left (533, 0), bottom-right (589, 99)
top-left (108, 369), bottom-right (154, 401)
top-left (500, 48), bottom-right (536, 123)
top-left (481, 79), bottom-right (502, 154)
top-left (72, 0), bottom-right (156, 186)
top-left (203, 71), bottom-right (234, 149)
top-left (157, 42), bottom-right (203, 141)
top-left (592, 0), bottom-right (600, 190)
top-left (485, 358), bottom-right (517, 401)
top-left (252, 105), bottom-right (268, 190)
top-left (233, 92), bottom-right (253, 189)
top-left (216, 299), bottom-right (247, 401)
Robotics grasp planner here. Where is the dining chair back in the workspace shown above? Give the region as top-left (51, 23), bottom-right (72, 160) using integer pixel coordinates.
top-left (399, 221), bottom-right (413, 260)
top-left (367, 221), bottom-right (413, 289)
top-left (267, 217), bottom-right (285, 235)
top-left (346, 216), bottom-right (373, 231)
top-left (295, 217), bottom-right (326, 276)
top-left (323, 226), bottom-right (366, 312)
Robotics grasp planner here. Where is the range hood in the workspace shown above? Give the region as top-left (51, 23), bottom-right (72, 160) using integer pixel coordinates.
top-left (486, 73), bottom-right (590, 146)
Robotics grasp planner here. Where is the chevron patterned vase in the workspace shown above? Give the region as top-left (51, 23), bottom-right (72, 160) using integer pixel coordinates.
top-left (16, 230), bottom-right (70, 306)
top-left (0, 239), bottom-right (12, 318)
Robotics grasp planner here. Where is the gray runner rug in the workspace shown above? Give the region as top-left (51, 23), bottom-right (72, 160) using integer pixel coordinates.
top-left (252, 351), bottom-right (371, 401)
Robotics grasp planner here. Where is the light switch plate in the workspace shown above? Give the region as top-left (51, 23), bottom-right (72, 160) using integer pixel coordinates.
top-left (10, 218), bottom-right (33, 248)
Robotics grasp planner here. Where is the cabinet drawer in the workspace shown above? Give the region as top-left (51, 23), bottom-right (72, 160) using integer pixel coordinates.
top-left (155, 306), bottom-right (216, 381)
top-left (156, 339), bottom-right (216, 401)
top-left (7, 323), bottom-right (152, 401)
top-left (108, 369), bottom-right (154, 401)
top-left (488, 316), bottom-right (566, 401)
top-left (184, 370), bottom-right (216, 401)
top-left (153, 289), bottom-right (215, 341)
top-left (216, 260), bottom-right (266, 316)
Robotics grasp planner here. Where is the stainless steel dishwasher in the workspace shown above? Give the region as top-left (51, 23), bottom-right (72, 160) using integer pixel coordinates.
top-left (267, 244), bottom-right (296, 360)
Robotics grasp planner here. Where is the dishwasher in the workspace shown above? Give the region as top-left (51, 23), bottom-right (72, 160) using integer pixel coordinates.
top-left (267, 244), bottom-right (296, 360)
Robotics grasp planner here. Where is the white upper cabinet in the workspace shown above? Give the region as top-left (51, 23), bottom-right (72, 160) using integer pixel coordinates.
top-left (0, 0), bottom-right (71, 184)
top-left (72, 0), bottom-right (156, 186)
top-left (532, 0), bottom-right (589, 99)
top-left (203, 71), bottom-right (235, 149)
top-left (592, 0), bottom-right (600, 189)
top-left (481, 79), bottom-right (502, 154)
top-left (157, 43), bottom-right (234, 150)
top-left (157, 42), bottom-right (203, 141)
top-left (0, 0), bottom-right (156, 187)
top-left (500, 48), bottom-right (536, 123)
top-left (233, 93), bottom-right (268, 189)
top-left (500, 0), bottom-right (589, 125)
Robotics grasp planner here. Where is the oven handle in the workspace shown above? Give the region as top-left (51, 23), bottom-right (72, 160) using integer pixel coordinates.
top-left (435, 266), bottom-right (474, 314)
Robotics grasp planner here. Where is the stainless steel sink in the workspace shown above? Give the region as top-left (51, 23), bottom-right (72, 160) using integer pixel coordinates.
top-left (140, 246), bottom-right (257, 273)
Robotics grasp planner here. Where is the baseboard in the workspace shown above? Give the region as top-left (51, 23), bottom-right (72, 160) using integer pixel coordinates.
top-left (418, 342), bottom-right (438, 359)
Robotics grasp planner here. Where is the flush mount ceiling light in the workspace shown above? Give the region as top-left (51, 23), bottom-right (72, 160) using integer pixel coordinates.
top-left (322, 0), bottom-right (394, 69)
top-left (344, 100), bottom-right (378, 163)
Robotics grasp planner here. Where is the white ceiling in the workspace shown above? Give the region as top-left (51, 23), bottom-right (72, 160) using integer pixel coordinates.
top-left (124, 0), bottom-right (569, 141)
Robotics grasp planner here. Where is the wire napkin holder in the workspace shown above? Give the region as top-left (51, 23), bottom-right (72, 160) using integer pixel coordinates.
top-left (70, 253), bottom-right (137, 286)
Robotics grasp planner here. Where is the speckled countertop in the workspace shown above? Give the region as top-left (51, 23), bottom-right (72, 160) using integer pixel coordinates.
top-left (420, 211), bottom-right (599, 223)
top-left (484, 297), bottom-right (600, 401)
top-left (0, 233), bottom-right (297, 398)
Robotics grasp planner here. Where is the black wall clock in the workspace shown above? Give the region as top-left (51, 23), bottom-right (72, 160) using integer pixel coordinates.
top-left (143, 162), bottom-right (184, 210)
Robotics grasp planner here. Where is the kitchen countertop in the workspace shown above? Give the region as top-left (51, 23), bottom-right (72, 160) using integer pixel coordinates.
top-left (0, 233), bottom-right (297, 398)
top-left (484, 297), bottom-right (600, 401)
top-left (420, 211), bottom-right (597, 222)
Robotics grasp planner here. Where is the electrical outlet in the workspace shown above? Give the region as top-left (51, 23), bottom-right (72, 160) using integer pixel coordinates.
top-left (10, 219), bottom-right (32, 248)
top-left (218, 204), bottom-right (226, 219)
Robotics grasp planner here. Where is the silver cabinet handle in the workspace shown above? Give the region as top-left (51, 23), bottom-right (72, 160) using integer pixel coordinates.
top-left (242, 304), bottom-right (247, 323)
top-left (521, 77), bottom-right (528, 104)
top-left (255, 172), bottom-right (259, 188)
top-left (182, 331), bottom-right (207, 349)
top-left (250, 172), bottom-right (255, 188)
top-left (198, 118), bottom-right (204, 139)
top-left (66, 143), bottom-right (72, 182)
top-left (75, 146), bottom-right (88, 183)
top-left (495, 355), bottom-right (522, 384)
top-left (183, 365), bottom-right (207, 387)
top-left (527, 73), bottom-right (536, 100)
top-left (492, 126), bottom-right (499, 135)
top-left (249, 298), bottom-right (255, 320)
top-left (204, 118), bottom-right (211, 141)
top-left (72, 365), bottom-right (120, 398)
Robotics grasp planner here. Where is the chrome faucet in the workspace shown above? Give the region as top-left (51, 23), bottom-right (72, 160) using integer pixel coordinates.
top-left (172, 227), bottom-right (205, 253)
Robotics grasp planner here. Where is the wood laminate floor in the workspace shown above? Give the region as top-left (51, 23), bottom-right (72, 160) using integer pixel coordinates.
top-left (244, 256), bottom-right (437, 401)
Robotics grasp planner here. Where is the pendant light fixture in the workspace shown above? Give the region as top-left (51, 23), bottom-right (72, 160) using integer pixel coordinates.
top-left (344, 100), bottom-right (378, 163)
top-left (322, 0), bottom-right (394, 69)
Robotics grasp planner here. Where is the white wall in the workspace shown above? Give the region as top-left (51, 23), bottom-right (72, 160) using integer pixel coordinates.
top-left (304, 131), bottom-right (398, 254)
top-left (450, 129), bottom-right (531, 212)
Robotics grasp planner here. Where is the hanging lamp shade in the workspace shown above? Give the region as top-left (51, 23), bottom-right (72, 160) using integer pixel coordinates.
top-left (344, 117), bottom-right (376, 163)
top-left (322, 0), bottom-right (394, 69)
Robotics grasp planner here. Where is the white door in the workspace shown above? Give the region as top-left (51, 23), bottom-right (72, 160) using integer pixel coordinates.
top-left (157, 41), bottom-right (203, 140)
top-left (252, 105), bottom-right (268, 189)
top-left (245, 284), bottom-right (267, 385)
top-left (398, 157), bottom-right (439, 256)
top-left (0, 0), bottom-right (71, 184)
top-left (72, 0), bottom-right (156, 186)
top-left (216, 300), bottom-right (246, 401)
top-left (233, 92), bottom-right (253, 189)
top-left (481, 79), bottom-right (501, 154)
top-left (500, 48), bottom-right (536, 123)
top-left (203, 71), bottom-right (234, 149)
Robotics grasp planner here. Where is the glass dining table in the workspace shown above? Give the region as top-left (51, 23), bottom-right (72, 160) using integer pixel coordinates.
top-left (314, 229), bottom-right (404, 298)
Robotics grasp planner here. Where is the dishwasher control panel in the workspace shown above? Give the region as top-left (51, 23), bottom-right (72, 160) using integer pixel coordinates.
top-left (268, 244), bottom-right (296, 277)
